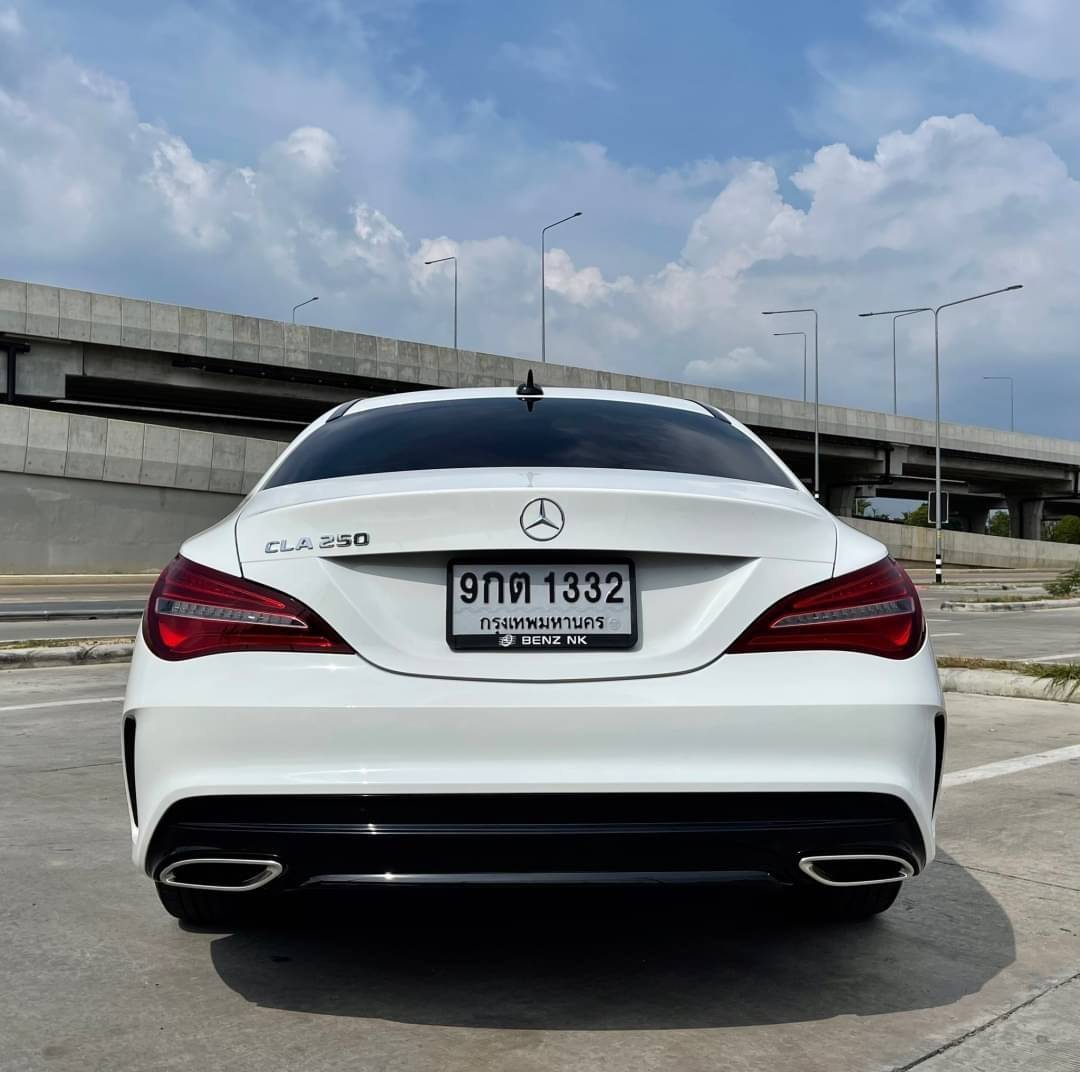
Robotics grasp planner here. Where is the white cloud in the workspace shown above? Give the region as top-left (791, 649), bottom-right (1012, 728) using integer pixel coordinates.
top-left (0, 7), bottom-right (20, 36)
top-left (869, 0), bottom-right (1080, 170)
top-left (685, 347), bottom-right (770, 384)
top-left (279, 126), bottom-right (340, 174)
top-left (795, 46), bottom-right (930, 147)
top-left (923, 0), bottom-right (1080, 81)
top-left (543, 248), bottom-right (634, 307)
top-left (499, 24), bottom-right (615, 92)
top-left (682, 162), bottom-right (803, 271)
top-left (347, 202), bottom-right (408, 276)
top-left (144, 131), bottom-right (235, 250)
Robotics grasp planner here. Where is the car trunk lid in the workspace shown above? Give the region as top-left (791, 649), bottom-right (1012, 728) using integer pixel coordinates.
top-left (234, 468), bottom-right (837, 682)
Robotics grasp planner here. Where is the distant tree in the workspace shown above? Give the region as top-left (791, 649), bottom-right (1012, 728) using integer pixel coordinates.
top-left (988, 511), bottom-right (1010, 537)
top-left (1048, 515), bottom-right (1080, 544)
top-left (901, 503), bottom-right (930, 527)
top-left (855, 498), bottom-right (871, 517)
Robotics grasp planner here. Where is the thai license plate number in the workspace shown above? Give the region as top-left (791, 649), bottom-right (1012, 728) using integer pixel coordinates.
top-left (447, 561), bottom-right (636, 651)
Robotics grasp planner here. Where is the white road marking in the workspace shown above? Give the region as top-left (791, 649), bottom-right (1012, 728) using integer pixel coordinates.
top-left (0, 695), bottom-right (125, 714)
top-left (943, 743), bottom-right (1080, 788)
top-left (931, 632), bottom-right (965, 637)
top-left (926, 618), bottom-right (952, 623)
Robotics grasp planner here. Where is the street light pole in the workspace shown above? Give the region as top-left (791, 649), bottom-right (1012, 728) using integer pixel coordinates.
top-left (859, 284), bottom-right (1022, 585)
top-left (890, 310), bottom-right (923, 416)
top-left (541, 211), bottom-right (582, 363)
top-left (291, 296), bottom-right (318, 323)
top-left (424, 255), bottom-right (458, 351)
top-left (773, 331), bottom-right (807, 402)
top-left (763, 309), bottom-right (819, 497)
top-left (983, 375), bottom-right (1014, 432)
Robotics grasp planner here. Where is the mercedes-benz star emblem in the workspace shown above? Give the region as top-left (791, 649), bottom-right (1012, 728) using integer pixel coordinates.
top-left (520, 498), bottom-right (565, 541)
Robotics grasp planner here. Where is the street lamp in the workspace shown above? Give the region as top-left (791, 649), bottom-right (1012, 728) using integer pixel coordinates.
top-left (983, 375), bottom-right (1014, 432)
top-left (859, 284), bottom-right (1022, 584)
top-left (291, 296), bottom-right (318, 323)
top-left (424, 255), bottom-right (458, 351)
top-left (541, 211), bottom-right (582, 363)
top-left (890, 310), bottom-right (924, 416)
top-left (763, 308), bottom-right (819, 497)
top-left (773, 331), bottom-right (807, 402)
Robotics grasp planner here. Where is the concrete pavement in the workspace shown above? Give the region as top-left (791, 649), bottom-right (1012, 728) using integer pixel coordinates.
top-left (2, 666), bottom-right (1079, 1071)
top-left (0, 619), bottom-right (138, 644)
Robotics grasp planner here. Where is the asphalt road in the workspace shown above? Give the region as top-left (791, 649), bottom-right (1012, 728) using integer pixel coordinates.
top-left (919, 588), bottom-right (1080, 662)
top-left (0, 581), bottom-right (153, 606)
top-left (0, 580), bottom-right (147, 644)
top-left (903, 566), bottom-right (1062, 587)
top-left (2, 664), bottom-right (1079, 1071)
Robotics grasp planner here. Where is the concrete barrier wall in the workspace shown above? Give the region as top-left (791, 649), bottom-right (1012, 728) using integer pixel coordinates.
top-left (0, 404), bottom-right (284, 494)
top-left (845, 517), bottom-right (1080, 570)
top-left (0, 471), bottom-right (240, 573)
top-left (1, 402), bottom-right (281, 572)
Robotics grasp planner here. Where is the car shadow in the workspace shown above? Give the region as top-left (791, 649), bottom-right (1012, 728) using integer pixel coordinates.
top-left (206, 852), bottom-right (1014, 1030)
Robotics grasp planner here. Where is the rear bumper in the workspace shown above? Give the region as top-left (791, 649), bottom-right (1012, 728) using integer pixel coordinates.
top-left (145, 791), bottom-right (926, 890)
top-left (123, 634), bottom-right (945, 876)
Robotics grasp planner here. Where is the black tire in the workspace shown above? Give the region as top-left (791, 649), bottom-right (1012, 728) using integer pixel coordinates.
top-left (790, 880), bottom-right (901, 921)
top-left (155, 882), bottom-right (253, 926)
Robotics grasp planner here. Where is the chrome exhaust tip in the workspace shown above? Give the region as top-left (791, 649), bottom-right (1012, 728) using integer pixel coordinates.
top-left (798, 854), bottom-right (914, 888)
top-left (158, 857), bottom-right (283, 893)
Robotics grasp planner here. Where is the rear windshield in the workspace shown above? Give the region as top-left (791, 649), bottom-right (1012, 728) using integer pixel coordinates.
top-left (265, 397), bottom-right (793, 489)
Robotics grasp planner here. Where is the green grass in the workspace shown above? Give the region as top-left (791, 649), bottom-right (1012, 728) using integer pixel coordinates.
top-left (1032, 662), bottom-right (1080, 698)
top-left (937, 655), bottom-right (1080, 698)
top-left (1046, 564), bottom-right (1080, 598)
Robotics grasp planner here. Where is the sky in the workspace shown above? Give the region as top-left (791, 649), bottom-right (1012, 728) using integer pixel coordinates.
top-left (2, 0), bottom-right (1080, 436)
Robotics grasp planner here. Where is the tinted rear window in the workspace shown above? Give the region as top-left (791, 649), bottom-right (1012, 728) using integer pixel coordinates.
top-left (265, 398), bottom-right (793, 489)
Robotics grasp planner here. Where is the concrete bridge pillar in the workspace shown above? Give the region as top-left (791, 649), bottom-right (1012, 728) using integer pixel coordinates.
top-left (959, 505), bottom-right (990, 534)
top-left (1006, 497), bottom-right (1045, 540)
top-left (827, 485), bottom-right (857, 517)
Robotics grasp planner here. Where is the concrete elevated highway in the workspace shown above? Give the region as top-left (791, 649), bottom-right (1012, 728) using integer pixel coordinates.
top-left (2, 277), bottom-right (1080, 571)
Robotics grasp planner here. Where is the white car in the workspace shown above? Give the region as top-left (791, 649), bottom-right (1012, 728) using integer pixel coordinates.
top-left (122, 381), bottom-right (944, 925)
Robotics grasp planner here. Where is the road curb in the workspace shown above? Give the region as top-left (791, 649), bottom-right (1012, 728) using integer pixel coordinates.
top-left (939, 598), bottom-right (1080, 613)
top-left (939, 667), bottom-right (1080, 703)
top-left (0, 641), bottom-right (135, 669)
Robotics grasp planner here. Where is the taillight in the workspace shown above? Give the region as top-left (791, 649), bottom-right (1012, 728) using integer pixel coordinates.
top-left (727, 557), bottom-right (924, 660)
top-left (143, 556), bottom-right (354, 661)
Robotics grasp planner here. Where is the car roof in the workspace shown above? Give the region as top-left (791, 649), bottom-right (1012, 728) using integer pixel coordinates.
top-left (330, 386), bottom-right (718, 422)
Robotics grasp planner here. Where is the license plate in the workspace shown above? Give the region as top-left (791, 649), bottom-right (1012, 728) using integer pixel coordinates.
top-left (447, 561), bottom-right (637, 651)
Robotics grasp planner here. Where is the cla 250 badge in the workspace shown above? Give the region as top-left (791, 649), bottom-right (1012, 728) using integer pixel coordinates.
top-left (264, 532), bottom-right (370, 554)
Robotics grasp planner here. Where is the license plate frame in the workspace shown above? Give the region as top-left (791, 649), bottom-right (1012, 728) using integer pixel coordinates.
top-left (446, 555), bottom-right (638, 652)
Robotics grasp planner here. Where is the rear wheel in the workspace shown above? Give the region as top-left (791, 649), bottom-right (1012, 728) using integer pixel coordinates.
top-left (155, 883), bottom-right (254, 926)
top-left (790, 881), bottom-right (901, 920)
